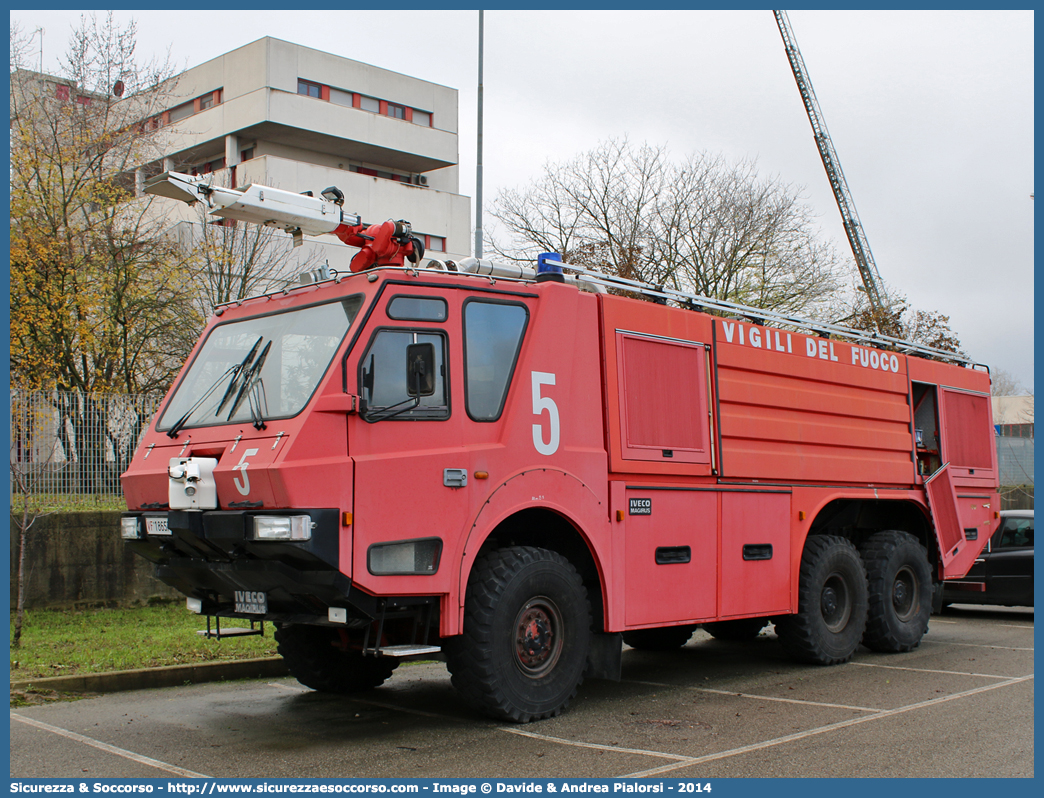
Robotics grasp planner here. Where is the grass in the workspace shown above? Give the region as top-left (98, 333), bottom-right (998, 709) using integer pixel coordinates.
top-left (10, 601), bottom-right (279, 682)
top-left (11, 493), bottom-right (128, 514)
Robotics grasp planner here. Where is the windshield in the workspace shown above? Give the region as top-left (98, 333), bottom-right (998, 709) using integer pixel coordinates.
top-left (158, 296), bottom-right (364, 431)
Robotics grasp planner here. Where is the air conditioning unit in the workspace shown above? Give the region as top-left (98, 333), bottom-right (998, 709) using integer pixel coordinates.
top-left (412, 174), bottom-right (429, 186)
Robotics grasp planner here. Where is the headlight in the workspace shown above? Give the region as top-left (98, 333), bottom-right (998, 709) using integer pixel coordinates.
top-left (368, 538), bottom-right (442, 575)
top-left (251, 515), bottom-right (314, 541)
top-left (120, 517), bottom-right (141, 540)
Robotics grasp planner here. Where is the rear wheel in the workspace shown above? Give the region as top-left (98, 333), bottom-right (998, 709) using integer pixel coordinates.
top-left (775, 535), bottom-right (868, 665)
top-left (702, 618), bottom-right (768, 641)
top-left (446, 546), bottom-right (591, 723)
top-left (860, 531), bottom-right (932, 652)
top-left (275, 624), bottom-right (397, 693)
top-left (623, 625), bottom-right (697, 650)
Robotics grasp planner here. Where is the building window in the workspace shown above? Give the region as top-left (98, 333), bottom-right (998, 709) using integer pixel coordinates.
top-left (168, 101), bottom-right (195, 123)
top-left (240, 148), bottom-right (254, 162)
top-left (75, 95), bottom-right (92, 106)
top-left (190, 157), bottom-right (226, 176)
top-left (298, 79), bottom-right (322, 99)
top-left (199, 91), bottom-right (217, 110)
top-left (412, 110), bottom-right (431, 127)
top-left (386, 103), bottom-right (406, 120)
top-left (359, 95), bottom-right (380, 113)
top-left (425, 235), bottom-right (446, 253)
top-left (55, 84), bottom-right (70, 101)
top-left (330, 88), bottom-right (354, 107)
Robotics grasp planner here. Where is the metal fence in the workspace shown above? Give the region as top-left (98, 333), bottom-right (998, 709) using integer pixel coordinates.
top-left (10, 390), bottom-right (163, 499)
top-left (996, 431), bottom-right (1034, 510)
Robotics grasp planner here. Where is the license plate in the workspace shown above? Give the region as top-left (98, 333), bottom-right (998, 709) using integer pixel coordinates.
top-left (145, 517), bottom-right (170, 535)
top-left (234, 590), bottom-right (268, 615)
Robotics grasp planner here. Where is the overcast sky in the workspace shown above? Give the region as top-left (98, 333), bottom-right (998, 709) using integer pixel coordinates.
top-left (11, 9), bottom-right (1035, 390)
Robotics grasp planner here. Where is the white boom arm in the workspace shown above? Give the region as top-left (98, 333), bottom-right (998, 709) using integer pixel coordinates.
top-left (145, 171), bottom-right (360, 242)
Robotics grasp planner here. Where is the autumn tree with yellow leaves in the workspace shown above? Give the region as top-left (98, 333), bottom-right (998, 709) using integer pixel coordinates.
top-left (10, 15), bottom-right (200, 395)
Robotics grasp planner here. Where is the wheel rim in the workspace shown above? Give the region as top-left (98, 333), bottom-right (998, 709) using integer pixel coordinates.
top-left (820, 573), bottom-right (852, 633)
top-left (514, 596), bottom-right (564, 678)
top-left (891, 565), bottom-right (919, 622)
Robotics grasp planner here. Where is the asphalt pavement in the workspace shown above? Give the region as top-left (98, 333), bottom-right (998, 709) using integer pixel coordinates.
top-left (9, 604), bottom-right (1034, 779)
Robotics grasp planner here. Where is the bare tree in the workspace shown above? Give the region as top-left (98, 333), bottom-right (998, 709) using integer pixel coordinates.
top-left (181, 205), bottom-right (324, 317)
top-left (842, 287), bottom-right (964, 356)
top-left (990, 369), bottom-right (1025, 397)
top-left (490, 139), bottom-right (846, 318)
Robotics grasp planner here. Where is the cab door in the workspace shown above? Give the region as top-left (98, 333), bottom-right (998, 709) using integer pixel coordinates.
top-left (348, 286), bottom-right (469, 596)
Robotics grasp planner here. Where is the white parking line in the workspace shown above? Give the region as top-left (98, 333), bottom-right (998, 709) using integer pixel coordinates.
top-left (850, 661), bottom-right (1012, 680)
top-left (11, 712), bottom-right (210, 778)
top-left (626, 679), bottom-right (879, 712)
top-left (500, 728), bottom-right (691, 762)
top-left (620, 674), bottom-right (1034, 777)
top-left (931, 640), bottom-right (1033, 652)
top-left (1000, 624), bottom-right (1034, 630)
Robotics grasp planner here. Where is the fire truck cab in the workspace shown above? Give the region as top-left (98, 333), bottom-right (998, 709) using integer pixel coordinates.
top-left (121, 175), bottom-right (999, 723)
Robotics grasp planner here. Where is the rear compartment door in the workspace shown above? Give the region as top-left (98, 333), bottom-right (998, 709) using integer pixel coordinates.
top-left (925, 463), bottom-right (967, 574)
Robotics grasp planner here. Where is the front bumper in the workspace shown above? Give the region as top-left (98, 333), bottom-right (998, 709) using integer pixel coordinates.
top-left (123, 509), bottom-right (372, 624)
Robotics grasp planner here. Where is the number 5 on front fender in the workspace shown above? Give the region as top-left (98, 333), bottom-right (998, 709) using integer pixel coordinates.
top-left (531, 372), bottom-right (560, 456)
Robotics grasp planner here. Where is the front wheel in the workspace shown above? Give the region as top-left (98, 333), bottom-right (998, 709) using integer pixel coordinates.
top-left (860, 531), bottom-right (933, 652)
top-left (775, 535), bottom-right (868, 665)
top-left (446, 546), bottom-right (591, 723)
top-left (275, 624), bottom-right (397, 693)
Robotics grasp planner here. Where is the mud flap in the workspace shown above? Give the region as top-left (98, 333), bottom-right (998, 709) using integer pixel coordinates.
top-left (924, 463), bottom-right (964, 574)
top-left (587, 632), bottom-right (622, 681)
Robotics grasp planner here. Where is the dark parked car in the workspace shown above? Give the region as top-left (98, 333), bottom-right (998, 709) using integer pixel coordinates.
top-left (943, 510), bottom-right (1033, 608)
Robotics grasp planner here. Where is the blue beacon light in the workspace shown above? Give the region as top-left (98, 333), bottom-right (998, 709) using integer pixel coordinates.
top-left (536, 252), bottom-right (565, 283)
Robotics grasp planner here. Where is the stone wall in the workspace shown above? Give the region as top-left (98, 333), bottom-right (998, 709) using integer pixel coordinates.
top-left (9, 511), bottom-right (181, 609)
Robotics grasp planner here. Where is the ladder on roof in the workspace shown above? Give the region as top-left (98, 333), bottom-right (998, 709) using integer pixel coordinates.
top-left (539, 259), bottom-right (974, 367)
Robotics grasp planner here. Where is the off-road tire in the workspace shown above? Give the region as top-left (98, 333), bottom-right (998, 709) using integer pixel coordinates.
top-left (275, 624), bottom-right (397, 693)
top-left (775, 535), bottom-right (868, 665)
top-left (859, 530), bottom-right (933, 652)
top-left (445, 546), bottom-right (591, 723)
top-left (622, 625), bottom-right (697, 650)
top-left (702, 618), bottom-right (769, 641)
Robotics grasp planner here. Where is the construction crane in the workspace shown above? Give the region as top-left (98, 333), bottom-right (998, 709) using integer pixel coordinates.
top-left (773, 10), bottom-right (891, 331)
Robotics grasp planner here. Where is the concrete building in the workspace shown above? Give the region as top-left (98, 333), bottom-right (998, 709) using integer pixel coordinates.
top-left (993, 395), bottom-right (1034, 437)
top-left (141, 37), bottom-right (470, 270)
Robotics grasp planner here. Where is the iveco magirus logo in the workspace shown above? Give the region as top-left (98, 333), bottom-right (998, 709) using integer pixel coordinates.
top-left (629, 498), bottom-right (652, 516)
top-left (234, 590), bottom-right (267, 614)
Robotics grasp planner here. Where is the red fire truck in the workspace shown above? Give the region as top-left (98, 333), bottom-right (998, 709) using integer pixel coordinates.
top-left (122, 172), bottom-right (999, 722)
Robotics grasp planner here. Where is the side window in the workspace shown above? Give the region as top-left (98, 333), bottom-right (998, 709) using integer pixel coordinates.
top-left (387, 295), bottom-right (448, 322)
top-left (360, 329), bottom-right (448, 420)
top-left (463, 300), bottom-right (528, 421)
top-left (997, 518), bottom-right (1033, 548)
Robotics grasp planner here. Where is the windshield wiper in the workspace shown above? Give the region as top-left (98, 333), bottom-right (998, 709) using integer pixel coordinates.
top-left (165, 337), bottom-right (264, 439)
top-left (246, 376), bottom-right (269, 431)
top-left (216, 337), bottom-right (264, 417)
top-left (227, 340), bottom-right (272, 422)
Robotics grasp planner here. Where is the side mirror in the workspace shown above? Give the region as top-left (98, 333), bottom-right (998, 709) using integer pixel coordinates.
top-left (406, 343), bottom-right (436, 397)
